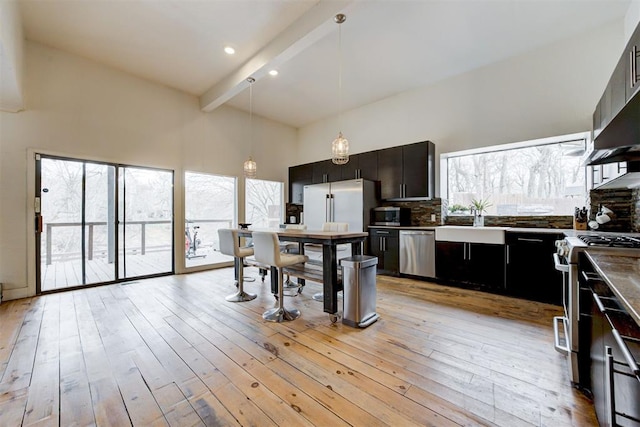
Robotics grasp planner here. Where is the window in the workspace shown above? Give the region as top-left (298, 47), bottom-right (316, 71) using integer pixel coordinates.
top-left (441, 133), bottom-right (587, 216)
top-left (245, 179), bottom-right (284, 228)
top-left (184, 172), bottom-right (236, 268)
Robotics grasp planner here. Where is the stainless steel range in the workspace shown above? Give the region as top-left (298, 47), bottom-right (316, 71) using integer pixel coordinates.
top-left (553, 233), bottom-right (640, 386)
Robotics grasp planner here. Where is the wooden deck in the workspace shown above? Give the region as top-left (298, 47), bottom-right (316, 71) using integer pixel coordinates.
top-left (41, 250), bottom-right (232, 291)
top-left (0, 269), bottom-right (597, 426)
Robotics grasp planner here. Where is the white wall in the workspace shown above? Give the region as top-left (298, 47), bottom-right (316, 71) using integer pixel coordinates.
top-left (625, 0), bottom-right (640, 41)
top-left (0, 0), bottom-right (24, 112)
top-left (0, 41), bottom-right (297, 300)
top-left (298, 20), bottom-right (625, 184)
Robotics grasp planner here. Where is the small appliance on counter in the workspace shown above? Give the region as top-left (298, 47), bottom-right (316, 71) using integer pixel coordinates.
top-left (372, 206), bottom-right (411, 226)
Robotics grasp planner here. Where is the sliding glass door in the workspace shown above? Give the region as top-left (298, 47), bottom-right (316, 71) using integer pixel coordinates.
top-left (36, 155), bottom-right (174, 293)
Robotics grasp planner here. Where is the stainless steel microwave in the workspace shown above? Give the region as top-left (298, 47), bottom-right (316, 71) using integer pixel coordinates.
top-left (372, 207), bottom-right (411, 226)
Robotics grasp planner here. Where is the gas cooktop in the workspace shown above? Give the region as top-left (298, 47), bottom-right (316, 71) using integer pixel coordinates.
top-left (578, 235), bottom-right (640, 248)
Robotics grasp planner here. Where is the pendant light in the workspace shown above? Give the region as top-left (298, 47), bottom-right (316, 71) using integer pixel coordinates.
top-left (243, 77), bottom-right (257, 178)
top-left (331, 13), bottom-right (349, 165)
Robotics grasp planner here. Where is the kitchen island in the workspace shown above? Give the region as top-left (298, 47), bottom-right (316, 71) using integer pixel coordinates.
top-left (239, 228), bottom-right (369, 319)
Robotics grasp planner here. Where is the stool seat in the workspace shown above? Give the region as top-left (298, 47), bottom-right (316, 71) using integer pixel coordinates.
top-left (218, 228), bottom-right (257, 302)
top-left (252, 231), bottom-right (308, 322)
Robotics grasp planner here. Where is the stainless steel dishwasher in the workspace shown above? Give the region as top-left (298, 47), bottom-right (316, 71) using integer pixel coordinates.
top-left (399, 230), bottom-right (435, 277)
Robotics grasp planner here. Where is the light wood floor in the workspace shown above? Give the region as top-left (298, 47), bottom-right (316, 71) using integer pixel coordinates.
top-left (0, 269), bottom-right (597, 426)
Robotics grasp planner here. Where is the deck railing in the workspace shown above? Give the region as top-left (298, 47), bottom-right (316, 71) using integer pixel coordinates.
top-left (44, 219), bottom-right (233, 265)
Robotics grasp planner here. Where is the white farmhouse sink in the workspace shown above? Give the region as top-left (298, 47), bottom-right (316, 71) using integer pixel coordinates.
top-left (435, 226), bottom-right (509, 245)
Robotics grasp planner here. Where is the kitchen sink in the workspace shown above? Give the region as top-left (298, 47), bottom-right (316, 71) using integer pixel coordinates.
top-left (435, 226), bottom-right (508, 244)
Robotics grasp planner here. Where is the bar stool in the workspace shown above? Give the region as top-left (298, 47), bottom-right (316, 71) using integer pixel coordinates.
top-left (218, 228), bottom-right (257, 302)
top-left (252, 231), bottom-right (308, 322)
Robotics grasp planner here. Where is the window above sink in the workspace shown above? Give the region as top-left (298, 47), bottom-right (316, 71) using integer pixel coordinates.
top-left (440, 132), bottom-right (588, 217)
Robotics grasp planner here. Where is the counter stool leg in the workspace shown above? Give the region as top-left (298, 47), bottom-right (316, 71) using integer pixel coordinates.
top-left (263, 268), bottom-right (300, 322)
top-left (226, 258), bottom-right (257, 302)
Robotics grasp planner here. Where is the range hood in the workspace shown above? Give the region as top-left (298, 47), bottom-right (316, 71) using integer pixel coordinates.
top-left (596, 161), bottom-right (640, 189)
top-left (585, 90), bottom-right (640, 166)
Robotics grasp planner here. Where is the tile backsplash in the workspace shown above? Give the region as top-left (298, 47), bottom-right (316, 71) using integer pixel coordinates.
top-left (381, 199), bottom-right (443, 226)
top-left (589, 188), bottom-right (639, 232)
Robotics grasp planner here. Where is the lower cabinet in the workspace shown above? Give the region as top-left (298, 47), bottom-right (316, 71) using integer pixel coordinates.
top-left (369, 228), bottom-right (399, 275)
top-left (435, 241), bottom-right (505, 291)
top-left (505, 232), bottom-right (563, 305)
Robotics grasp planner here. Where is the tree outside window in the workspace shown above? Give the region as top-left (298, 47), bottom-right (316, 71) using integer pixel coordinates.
top-left (245, 179), bottom-right (284, 228)
top-left (443, 134), bottom-right (587, 216)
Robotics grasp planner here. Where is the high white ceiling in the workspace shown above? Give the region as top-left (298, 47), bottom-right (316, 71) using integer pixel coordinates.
top-left (17, 0), bottom-right (632, 128)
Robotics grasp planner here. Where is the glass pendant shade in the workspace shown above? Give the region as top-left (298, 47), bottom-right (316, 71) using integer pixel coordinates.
top-left (331, 132), bottom-right (349, 165)
top-left (243, 157), bottom-right (257, 178)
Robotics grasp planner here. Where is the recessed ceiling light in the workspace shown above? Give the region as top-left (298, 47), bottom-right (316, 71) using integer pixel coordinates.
top-left (268, 70), bottom-right (279, 77)
top-left (224, 46), bottom-right (235, 55)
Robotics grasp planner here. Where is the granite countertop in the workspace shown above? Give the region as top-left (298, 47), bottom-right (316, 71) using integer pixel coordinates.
top-left (368, 225), bottom-right (568, 233)
top-left (368, 225), bottom-right (437, 230)
top-left (585, 249), bottom-right (640, 326)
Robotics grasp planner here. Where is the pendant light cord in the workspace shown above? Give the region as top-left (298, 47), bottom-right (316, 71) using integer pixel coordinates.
top-left (248, 77), bottom-right (254, 158)
top-left (337, 18), bottom-right (343, 133)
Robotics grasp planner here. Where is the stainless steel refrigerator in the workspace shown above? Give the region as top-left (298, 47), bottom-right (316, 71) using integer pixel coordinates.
top-left (303, 179), bottom-right (378, 232)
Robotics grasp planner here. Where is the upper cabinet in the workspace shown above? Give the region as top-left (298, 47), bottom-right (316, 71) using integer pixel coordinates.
top-left (312, 160), bottom-right (342, 184)
top-left (340, 151), bottom-right (378, 181)
top-left (593, 22), bottom-right (640, 145)
top-left (379, 141), bottom-right (435, 200)
top-left (626, 25), bottom-right (640, 102)
top-left (288, 140), bottom-right (435, 204)
top-left (289, 164), bottom-right (313, 204)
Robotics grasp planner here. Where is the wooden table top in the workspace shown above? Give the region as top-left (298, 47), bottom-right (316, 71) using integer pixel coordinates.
top-left (239, 228), bottom-right (368, 241)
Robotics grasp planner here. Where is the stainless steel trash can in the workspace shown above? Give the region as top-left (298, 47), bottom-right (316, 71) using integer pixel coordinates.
top-left (340, 255), bottom-right (379, 328)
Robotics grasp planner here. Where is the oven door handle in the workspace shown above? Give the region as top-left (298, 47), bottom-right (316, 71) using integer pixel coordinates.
top-left (612, 329), bottom-right (640, 377)
top-left (553, 253), bottom-right (570, 273)
top-left (553, 316), bottom-right (570, 355)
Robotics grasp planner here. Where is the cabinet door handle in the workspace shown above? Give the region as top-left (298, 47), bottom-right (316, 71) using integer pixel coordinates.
top-left (468, 243), bottom-right (471, 260)
top-left (463, 243), bottom-right (467, 260)
top-left (517, 237), bottom-right (544, 243)
top-left (506, 245), bottom-right (509, 264)
top-left (612, 329), bottom-right (640, 376)
top-left (631, 46), bottom-right (638, 88)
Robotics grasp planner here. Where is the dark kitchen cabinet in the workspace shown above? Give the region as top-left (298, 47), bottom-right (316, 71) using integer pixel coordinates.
top-left (434, 241), bottom-right (469, 282)
top-left (369, 228), bottom-right (399, 275)
top-left (289, 140), bottom-right (434, 203)
top-left (340, 154), bottom-right (360, 181)
top-left (436, 241), bottom-right (505, 291)
top-left (378, 141), bottom-right (435, 200)
top-left (626, 24), bottom-right (640, 102)
top-left (592, 21), bottom-right (640, 147)
top-left (505, 232), bottom-right (563, 305)
top-left (579, 259), bottom-right (640, 427)
top-left (289, 163), bottom-right (313, 204)
top-left (611, 55), bottom-right (627, 118)
top-left (378, 146), bottom-right (403, 200)
top-left (356, 151), bottom-right (378, 181)
top-left (312, 159), bottom-right (342, 184)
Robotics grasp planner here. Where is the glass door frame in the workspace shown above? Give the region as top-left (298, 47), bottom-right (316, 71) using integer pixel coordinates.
top-left (34, 153), bottom-right (175, 294)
